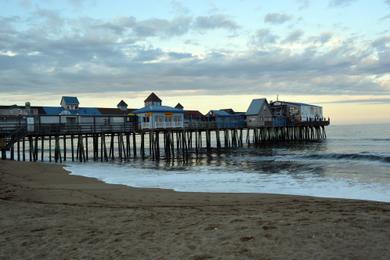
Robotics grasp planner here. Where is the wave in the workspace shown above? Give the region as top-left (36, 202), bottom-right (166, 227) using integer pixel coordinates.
top-left (368, 138), bottom-right (390, 142)
top-left (328, 138), bottom-right (390, 142)
top-left (304, 153), bottom-right (390, 163)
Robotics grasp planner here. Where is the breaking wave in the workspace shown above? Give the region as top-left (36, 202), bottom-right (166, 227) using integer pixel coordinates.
top-left (304, 153), bottom-right (390, 163)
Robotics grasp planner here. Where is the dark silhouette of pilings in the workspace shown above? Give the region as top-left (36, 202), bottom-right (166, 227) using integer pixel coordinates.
top-left (2, 125), bottom-right (327, 162)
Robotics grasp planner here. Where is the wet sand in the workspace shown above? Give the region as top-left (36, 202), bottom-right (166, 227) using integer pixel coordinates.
top-left (1, 160), bottom-right (390, 259)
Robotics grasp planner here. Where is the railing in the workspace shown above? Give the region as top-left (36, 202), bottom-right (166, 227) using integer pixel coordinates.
top-left (0, 121), bottom-right (136, 136)
top-left (0, 116), bottom-right (331, 136)
top-left (139, 121), bottom-right (183, 129)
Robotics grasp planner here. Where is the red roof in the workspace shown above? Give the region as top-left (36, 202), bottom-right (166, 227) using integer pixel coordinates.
top-left (144, 92), bottom-right (161, 103)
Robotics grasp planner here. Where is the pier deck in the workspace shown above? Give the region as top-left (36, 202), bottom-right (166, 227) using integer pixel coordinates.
top-left (1, 115), bottom-right (329, 162)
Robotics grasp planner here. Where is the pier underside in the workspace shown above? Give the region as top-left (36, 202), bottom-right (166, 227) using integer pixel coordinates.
top-left (1, 125), bottom-right (327, 162)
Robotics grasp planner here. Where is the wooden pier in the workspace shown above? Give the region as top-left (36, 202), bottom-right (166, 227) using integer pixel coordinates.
top-left (1, 117), bottom-right (329, 162)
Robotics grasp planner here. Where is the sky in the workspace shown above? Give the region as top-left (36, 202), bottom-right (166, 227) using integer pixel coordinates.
top-left (0, 0), bottom-right (390, 124)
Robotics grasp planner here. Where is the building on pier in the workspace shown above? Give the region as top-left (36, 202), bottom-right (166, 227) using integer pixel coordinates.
top-left (0, 103), bottom-right (42, 116)
top-left (0, 94), bottom-right (331, 160)
top-left (206, 109), bottom-right (246, 129)
top-left (60, 96), bottom-right (79, 110)
top-left (175, 103), bottom-right (206, 128)
top-left (117, 100), bottom-right (128, 111)
top-left (134, 93), bottom-right (184, 129)
top-left (270, 101), bottom-right (323, 124)
top-left (246, 99), bottom-right (273, 128)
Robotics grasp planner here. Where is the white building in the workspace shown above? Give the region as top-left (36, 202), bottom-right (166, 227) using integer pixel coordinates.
top-left (134, 93), bottom-right (184, 129)
top-left (60, 96), bottom-right (79, 110)
top-left (270, 101), bottom-right (323, 122)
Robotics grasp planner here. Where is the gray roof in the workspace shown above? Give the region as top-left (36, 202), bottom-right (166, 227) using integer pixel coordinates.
top-left (117, 100), bottom-right (128, 107)
top-left (271, 101), bottom-right (322, 108)
top-left (246, 98), bottom-right (268, 116)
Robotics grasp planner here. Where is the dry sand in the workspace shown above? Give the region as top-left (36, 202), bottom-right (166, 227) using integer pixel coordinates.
top-left (0, 160), bottom-right (390, 259)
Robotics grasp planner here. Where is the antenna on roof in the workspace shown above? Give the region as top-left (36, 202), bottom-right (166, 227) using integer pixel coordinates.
top-left (276, 94), bottom-right (279, 101)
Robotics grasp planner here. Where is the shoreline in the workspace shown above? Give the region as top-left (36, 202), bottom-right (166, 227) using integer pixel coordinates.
top-left (63, 163), bottom-right (390, 203)
top-left (1, 160), bottom-right (390, 259)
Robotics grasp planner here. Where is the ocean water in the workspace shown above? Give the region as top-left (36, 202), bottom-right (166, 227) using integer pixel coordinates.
top-left (66, 124), bottom-right (390, 202)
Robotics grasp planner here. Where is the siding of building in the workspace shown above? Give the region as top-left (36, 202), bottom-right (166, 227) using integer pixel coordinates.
top-left (246, 99), bottom-right (273, 128)
top-left (207, 110), bottom-right (246, 129)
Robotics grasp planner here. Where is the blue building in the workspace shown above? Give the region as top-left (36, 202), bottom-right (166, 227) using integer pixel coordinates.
top-left (207, 109), bottom-right (246, 129)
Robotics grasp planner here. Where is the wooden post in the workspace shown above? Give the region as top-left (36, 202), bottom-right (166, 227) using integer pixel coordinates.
top-left (34, 136), bottom-right (38, 161)
top-left (22, 137), bottom-right (25, 161)
top-left (29, 136), bottom-right (33, 161)
top-left (1, 149), bottom-right (6, 160)
top-left (49, 135), bottom-right (52, 162)
top-left (63, 135), bottom-right (66, 161)
top-left (10, 144), bottom-right (14, 160)
top-left (85, 135), bottom-right (89, 161)
top-left (140, 132), bottom-right (145, 159)
top-left (71, 134), bottom-right (74, 162)
top-left (17, 139), bottom-right (20, 161)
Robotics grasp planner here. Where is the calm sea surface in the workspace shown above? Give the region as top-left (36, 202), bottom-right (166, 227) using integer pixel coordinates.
top-left (66, 124), bottom-right (390, 202)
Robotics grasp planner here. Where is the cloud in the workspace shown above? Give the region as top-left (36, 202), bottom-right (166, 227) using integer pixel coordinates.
top-left (0, 10), bottom-right (389, 98)
top-left (380, 14), bottom-right (390, 20)
top-left (132, 16), bottom-right (193, 38)
top-left (283, 30), bottom-right (304, 43)
top-left (84, 14), bottom-right (239, 39)
top-left (170, 0), bottom-right (190, 15)
top-left (329, 0), bottom-right (356, 7)
top-left (386, 0), bottom-right (390, 7)
top-left (194, 15), bottom-right (240, 31)
top-left (167, 52), bottom-right (193, 59)
top-left (372, 36), bottom-right (390, 49)
top-left (264, 13), bottom-right (293, 24)
top-left (252, 29), bottom-right (279, 47)
top-left (321, 98), bottom-right (390, 104)
top-left (309, 32), bottom-right (334, 44)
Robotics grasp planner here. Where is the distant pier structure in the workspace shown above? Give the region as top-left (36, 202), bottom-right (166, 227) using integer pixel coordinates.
top-left (0, 93), bottom-right (329, 162)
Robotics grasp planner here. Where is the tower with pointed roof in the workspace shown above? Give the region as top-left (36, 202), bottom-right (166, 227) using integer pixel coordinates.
top-left (144, 92), bottom-right (162, 107)
top-left (117, 100), bottom-right (128, 111)
top-left (175, 103), bottom-right (184, 110)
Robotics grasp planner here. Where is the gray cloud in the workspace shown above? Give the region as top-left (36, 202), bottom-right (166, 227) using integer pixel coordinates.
top-left (85, 14), bottom-right (239, 39)
top-left (194, 15), bottom-right (239, 31)
top-left (133, 16), bottom-right (193, 38)
top-left (380, 14), bottom-right (390, 20)
top-left (329, 0), bottom-right (356, 7)
top-left (283, 30), bottom-right (304, 43)
top-left (0, 10), bottom-right (389, 98)
top-left (252, 29), bottom-right (279, 47)
top-left (264, 13), bottom-right (293, 24)
top-left (170, 0), bottom-right (191, 15)
top-left (372, 36), bottom-right (390, 49)
top-left (308, 32), bottom-right (334, 44)
top-left (321, 98), bottom-right (390, 105)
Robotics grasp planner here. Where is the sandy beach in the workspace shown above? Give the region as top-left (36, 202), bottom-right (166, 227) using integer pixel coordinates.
top-left (1, 161), bottom-right (390, 259)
